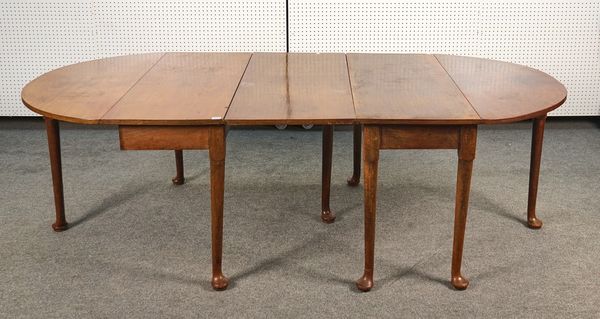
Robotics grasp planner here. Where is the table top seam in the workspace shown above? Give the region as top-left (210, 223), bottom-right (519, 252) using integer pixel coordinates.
top-left (433, 54), bottom-right (482, 121)
top-left (222, 53), bottom-right (253, 123)
top-left (344, 54), bottom-right (358, 122)
top-left (98, 52), bottom-right (167, 122)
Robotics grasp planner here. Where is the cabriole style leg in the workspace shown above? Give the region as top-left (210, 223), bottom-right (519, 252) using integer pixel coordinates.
top-left (321, 125), bottom-right (335, 223)
top-left (209, 126), bottom-right (228, 290)
top-left (450, 125), bottom-right (477, 290)
top-left (45, 118), bottom-right (69, 232)
top-left (356, 125), bottom-right (380, 292)
top-left (172, 150), bottom-right (185, 185)
top-left (347, 124), bottom-right (362, 186)
top-left (527, 115), bottom-right (547, 229)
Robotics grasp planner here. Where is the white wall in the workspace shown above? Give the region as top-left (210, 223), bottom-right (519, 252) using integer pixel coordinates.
top-left (289, 0), bottom-right (600, 116)
top-left (1, 0), bottom-right (598, 116)
top-left (0, 0), bottom-right (286, 116)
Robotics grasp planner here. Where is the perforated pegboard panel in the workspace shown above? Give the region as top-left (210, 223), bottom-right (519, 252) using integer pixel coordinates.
top-left (290, 0), bottom-right (480, 55)
top-left (289, 0), bottom-right (600, 116)
top-left (2, 1), bottom-right (599, 116)
top-left (94, 1), bottom-right (286, 57)
top-left (0, 0), bottom-right (286, 116)
top-left (477, 1), bottom-right (600, 116)
top-left (0, 1), bottom-right (96, 116)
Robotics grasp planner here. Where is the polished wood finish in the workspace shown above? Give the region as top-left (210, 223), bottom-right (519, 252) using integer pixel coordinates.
top-left (22, 54), bottom-right (165, 124)
top-left (347, 54), bottom-right (480, 124)
top-left (527, 115), bottom-right (547, 229)
top-left (380, 125), bottom-right (459, 149)
top-left (102, 53), bottom-right (251, 125)
top-left (356, 125), bottom-right (380, 292)
top-left (172, 150), bottom-right (185, 185)
top-left (347, 124), bottom-right (361, 186)
top-left (321, 126), bottom-right (335, 223)
top-left (118, 126), bottom-right (209, 150)
top-left (118, 124), bottom-right (228, 290)
top-left (21, 53), bottom-right (252, 125)
top-left (435, 54), bottom-right (567, 123)
top-left (208, 126), bottom-right (228, 290)
top-left (451, 125), bottom-right (477, 290)
top-left (22, 53), bottom-right (566, 126)
top-left (345, 53), bottom-right (565, 291)
top-left (23, 53), bottom-right (567, 293)
top-left (45, 118), bottom-right (69, 232)
top-left (356, 124), bottom-right (477, 291)
top-left (226, 53), bottom-right (355, 125)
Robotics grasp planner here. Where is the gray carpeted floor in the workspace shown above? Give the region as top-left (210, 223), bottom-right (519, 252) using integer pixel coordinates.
top-left (1, 118), bottom-right (599, 318)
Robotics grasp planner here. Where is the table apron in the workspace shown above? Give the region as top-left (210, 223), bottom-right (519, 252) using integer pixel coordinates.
top-left (379, 125), bottom-right (462, 150)
top-left (119, 125), bottom-right (210, 150)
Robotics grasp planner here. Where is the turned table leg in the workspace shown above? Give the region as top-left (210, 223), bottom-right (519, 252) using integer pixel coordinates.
top-left (527, 115), bottom-right (547, 229)
top-left (321, 125), bottom-right (335, 223)
top-left (172, 150), bottom-right (185, 185)
top-left (450, 125), bottom-right (477, 290)
top-left (45, 118), bottom-right (69, 232)
top-left (356, 125), bottom-right (380, 292)
top-left (209, 126), bottom-right (228, 290)
top-left (347, 124), bottom-right (362, 187)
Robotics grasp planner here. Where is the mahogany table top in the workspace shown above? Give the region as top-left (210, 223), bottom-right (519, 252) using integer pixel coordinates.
top-left (226, 53), bottom-right (355, 125)
top-left (22, 52), bottom-right (567, 125)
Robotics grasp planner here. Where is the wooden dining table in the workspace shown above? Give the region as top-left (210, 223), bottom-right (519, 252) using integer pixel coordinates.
top-left (21, 52), bottom-right (566, 292)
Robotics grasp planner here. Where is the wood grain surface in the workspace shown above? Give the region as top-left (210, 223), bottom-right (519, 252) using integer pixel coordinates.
top-left (435, 54), bottom-right (567, 123)
top-left (22, 53), bottom-right (165, 124)
top-left (102, 53), bottom-right (251, 125)
top-left (225, 53), bottom-right (355, 125)
top-left (379, 125), bottom-right (460, 149)
top-left (22, 53), bottom-right (567, 125)
top-left (119, 125), bottom-right (210, 150)
top-left (347, 54), bottom-right (480, 124)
